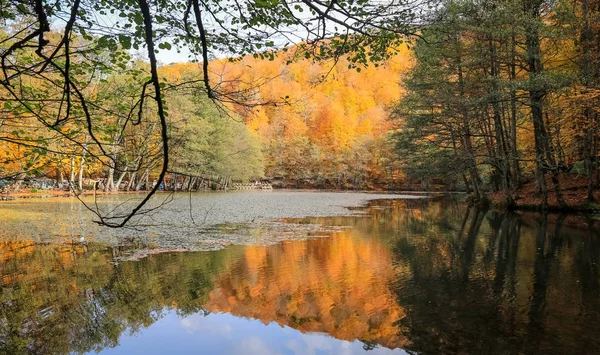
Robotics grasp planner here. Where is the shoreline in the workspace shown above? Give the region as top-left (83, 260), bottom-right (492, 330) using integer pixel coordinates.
top-left (488, 193), bottom-right (600, 213)
top-left (0, 189), bottom-right (152, 201)
top-left (0, 187), bottom-right (445, 201)
top-left (487, 176), bottom-right (600, 214)
top-left (4, 186), bottom-right (599, 217)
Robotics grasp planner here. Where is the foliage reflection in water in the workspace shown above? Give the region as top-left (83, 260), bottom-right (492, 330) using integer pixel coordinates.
top-left (1, 198), bottom-right (599, 354)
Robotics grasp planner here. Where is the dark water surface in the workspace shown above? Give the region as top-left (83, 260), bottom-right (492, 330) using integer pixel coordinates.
top-left (1, 194), bottom-right (599, 354)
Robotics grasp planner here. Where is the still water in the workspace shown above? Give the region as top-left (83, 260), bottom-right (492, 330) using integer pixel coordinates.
top-left (0, 192), bottom-right (599, 354)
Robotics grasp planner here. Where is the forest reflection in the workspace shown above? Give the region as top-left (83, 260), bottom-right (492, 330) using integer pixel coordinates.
top-left (1, 199), bottom-right (599, 354)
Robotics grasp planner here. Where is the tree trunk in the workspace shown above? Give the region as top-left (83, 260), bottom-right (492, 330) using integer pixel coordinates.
top-left (489, 37), bottom-right (514, 206)
top-left (456, 40), bottom-right (482, 200)
top-left (104, 165), bottom-right (115, 192)
top-left (70, 154), bottom-right (76, 188)
top-left (136, 169), bottom-right (148, 191)
top-left (582, 0), bottom-right (597, 202)
top-left (523, 0), bottom-right (565, 208)
top-left (509, 32), bottom-right (522, 188)
top-left (77, 148), bottom-right (87, 191)
top-left (114, 171), bottom-right (127, 192)
top-left (127, 171), bottom-right (136, 192)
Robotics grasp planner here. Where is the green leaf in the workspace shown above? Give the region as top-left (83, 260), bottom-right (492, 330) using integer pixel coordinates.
top-left (134, 12), bottom-right (144, 25)
top-left (118, 35), bottom-right (132, 50)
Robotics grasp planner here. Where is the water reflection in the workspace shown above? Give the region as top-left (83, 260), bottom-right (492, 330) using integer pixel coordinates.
top-left (203, 232), bottom-right (406, 349)
top-left (1, 199), bottom-right (599, 354)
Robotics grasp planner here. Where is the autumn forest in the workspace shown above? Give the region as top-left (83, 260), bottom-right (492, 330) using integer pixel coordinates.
top-left (1, 0), bottom-right (599, 219)
top-left (1, 1), bottom-right (600, 354)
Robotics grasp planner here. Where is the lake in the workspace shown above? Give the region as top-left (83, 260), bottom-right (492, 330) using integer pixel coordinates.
top-left (0, 191), bottom-right (599, 354)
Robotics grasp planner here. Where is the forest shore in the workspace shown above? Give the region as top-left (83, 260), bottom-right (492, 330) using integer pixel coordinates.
top-left (489, 175), bottom-right (600, 213)
top-left (0, 189), bottom-right (150, 201)
top-left (3, 178), bottom-right (599, 217)
top-left (0, 185), bottom-right (445, 202)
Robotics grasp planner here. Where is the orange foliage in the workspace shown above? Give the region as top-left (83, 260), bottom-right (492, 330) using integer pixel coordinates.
top-left (203, 230), bottom-right (407, 349)
top-left (162, 47), bottom-right (412, 186)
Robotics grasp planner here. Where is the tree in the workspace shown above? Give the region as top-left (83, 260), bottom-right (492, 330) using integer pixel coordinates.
top-left (168, 89), bottom-right (264, 182)
top-left (395, 0), bottom-right (597, 207)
